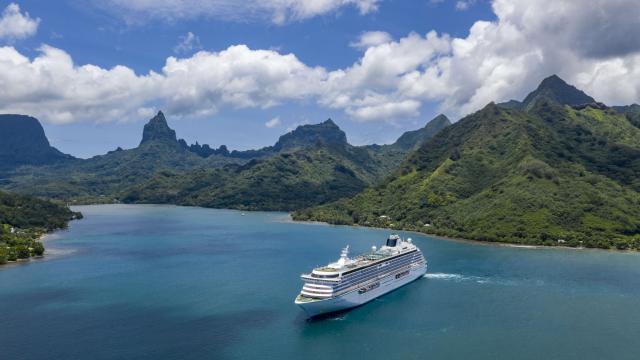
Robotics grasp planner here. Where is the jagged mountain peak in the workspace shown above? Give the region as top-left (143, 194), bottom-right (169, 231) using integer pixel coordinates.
top-left (139, 111), bottom-right (178, 146)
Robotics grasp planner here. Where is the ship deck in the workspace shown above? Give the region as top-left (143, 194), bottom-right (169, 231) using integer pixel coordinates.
top-left (313, 249), bottom-right (401, 273)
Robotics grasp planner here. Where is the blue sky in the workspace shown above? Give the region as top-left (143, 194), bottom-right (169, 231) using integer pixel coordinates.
top-left (2, 1), bottom-right (640, 158)
top-left (2, 0), bottom-right (496, 157)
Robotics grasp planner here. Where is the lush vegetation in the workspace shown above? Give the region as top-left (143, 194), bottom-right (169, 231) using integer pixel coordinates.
top-left (5, 75), bottom-right (640, 251)
top-left (123, 147), bottom-right (373, 211)
top-left (2, 114), bottom-right (448, 211)
top-left (0, 191), bottom-right (81, 264)
top-left (294, 77), bottom-right (640, 250)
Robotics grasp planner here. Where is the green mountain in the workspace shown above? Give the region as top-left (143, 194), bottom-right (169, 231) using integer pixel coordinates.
top-left (3, 112), bottom-right (239, 203)
top-left (361, 114), bottom-right (451, 176)
top-left (294, 76), bottom-right (640, 250)
top-left (0, 190), bottom-right (81, 264)
top-left (120, 116), bottom-right (451, 211)
top-left (2, 112), bottom-right (447, 210)
top-left (273, 119), bottom-right (347, 151)
top-left (139, 111), bottom-right (180, 146)
top-left (122, 147), bottom-right (371, 211)
top-left (0, 114), bottom-right (74, 172)
top-left (121, 120), bottom-right (397, 211)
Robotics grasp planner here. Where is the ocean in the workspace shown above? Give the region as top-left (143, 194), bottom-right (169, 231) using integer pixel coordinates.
top-left (2, 204), bottom-right (639, 359)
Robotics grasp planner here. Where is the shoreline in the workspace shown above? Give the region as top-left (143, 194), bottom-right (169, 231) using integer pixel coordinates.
top-left (11, 203), bottom-right (635, 260)
top-left (1, 228), bottom-right (74, 268)
top-left (78, 203), bottom-right (636, 253)
top-left (285, 216), bottom-right (637, 254)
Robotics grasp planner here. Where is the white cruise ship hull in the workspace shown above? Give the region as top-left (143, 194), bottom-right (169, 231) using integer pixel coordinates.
top-left (296, 265), bottom-right (427, 317)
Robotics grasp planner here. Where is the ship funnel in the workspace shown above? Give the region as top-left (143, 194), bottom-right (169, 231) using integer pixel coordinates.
top-left (386, 234), bottom-right (400, 247)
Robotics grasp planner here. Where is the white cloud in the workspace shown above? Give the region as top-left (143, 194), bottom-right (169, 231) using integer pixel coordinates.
top-left (0, 3), bottom-right (40, 41)
top-left (350, 31), bottom-right (392, 50)
top-left (173, 32), bottom-right (202, 54)
top-left (265, 116), bottom-right (281, 128)
top-left (4, 0), bottom-right (640, 125)
top-left (396, 0), bottom-right (640, 116)
top-left (320, 31), bottom-right (451, 120)
top-left (346, 100), bottom-right (420, 121)
top-left (99, 0), bottom-right (380, 25)
top-left (0, 44), bottom-right (326, 124)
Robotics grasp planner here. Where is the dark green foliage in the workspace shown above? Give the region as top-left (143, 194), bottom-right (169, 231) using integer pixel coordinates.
top-left (362, 114), bottom-right (451, 176)
top-left (294, 77), bottom-right (640, 250)
top-left (119, 117), bottom-right (449, 211)
top-left (0, 191), bottom-right (79, 230)
top-left (32, 242), bottom-right (45, 256)
top-left (0, 190), bottom-right (79, 263)
top-left (123, 147), bottom-right (373, 211)
top-left (613, 104), bottom-right (640, 128)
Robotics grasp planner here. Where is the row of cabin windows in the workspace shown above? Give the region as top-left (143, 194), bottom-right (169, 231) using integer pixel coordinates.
top-left (335, 261), bottom-right (414, 290)
top-left (342, 251), bottom-right (416, 277)
top-left (310, 273), bottom-right (339, 279)
top-left (342, 254), bottom-right (415, 281)
top-left (304, 251), bottom-right (421, 286)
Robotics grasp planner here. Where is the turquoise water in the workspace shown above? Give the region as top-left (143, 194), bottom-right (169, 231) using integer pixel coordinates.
top-left (2, 205), bottom-right (640, 359)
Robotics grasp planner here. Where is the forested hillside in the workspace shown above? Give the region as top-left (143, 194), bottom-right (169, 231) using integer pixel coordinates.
top-left (0, 191), bottom-right (81, 264)
top-left (294, 76), bottom-right (640, 250)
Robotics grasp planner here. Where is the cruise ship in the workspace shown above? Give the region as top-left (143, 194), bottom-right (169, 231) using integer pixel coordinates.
top-left (295, 235), bottom-right (427, 317)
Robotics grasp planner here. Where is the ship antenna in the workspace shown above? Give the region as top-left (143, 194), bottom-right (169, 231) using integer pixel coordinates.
top-left (341, 245), bottom-right (349, 258)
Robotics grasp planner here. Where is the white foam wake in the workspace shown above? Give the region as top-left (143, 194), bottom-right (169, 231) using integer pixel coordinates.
top-left (424, 272), bottom-right (494, 284)
top-left (423, 273), bottom-right (467, 281)
top-left (424, 272), bottom-right (530, 287)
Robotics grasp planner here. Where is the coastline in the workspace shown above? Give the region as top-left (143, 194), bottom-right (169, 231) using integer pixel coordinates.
top-left (284, 216), bottom-right (637, 254)
top-left (4, 203), bottom-right (634, 270)
top-left (0, 229), bottom-right (74, 268)
top-left (89, 203), bottom-right (635, 254)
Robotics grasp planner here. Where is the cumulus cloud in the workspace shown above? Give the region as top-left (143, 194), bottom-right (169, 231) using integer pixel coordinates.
top-left (4, 0), bottom-right (640, 124)
top-left (173, 32), bottom-right (202, 54)
top-left (320, 31), bottom-right (451, 120)
top-left (350, 31), bottom-right (392, 50)
top-left (0, 44), bottom-right (327, 124)
top-left (99, 0), bottom-right (380, 25)
top-left (265, 116), bottom-right (281, 128)
top-left (0, 3), bottom-right (40, 41)
top-left (346, 100), bottom-right (420, 121)
top-left (398, 0), bottom-right (640, 116)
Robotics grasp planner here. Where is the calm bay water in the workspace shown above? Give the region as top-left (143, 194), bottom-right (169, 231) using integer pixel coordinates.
top-left (2, 204), bottom-right (640, 359)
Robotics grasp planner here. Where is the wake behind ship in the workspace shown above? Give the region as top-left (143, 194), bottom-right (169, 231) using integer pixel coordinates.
top-left (295, 235), bottom-right (427, 317)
